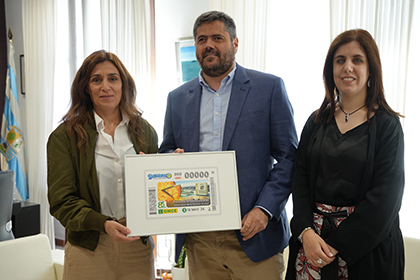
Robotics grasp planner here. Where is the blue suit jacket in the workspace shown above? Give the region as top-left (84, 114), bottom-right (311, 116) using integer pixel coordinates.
top-left (159, 64), bottom-right (298, 262)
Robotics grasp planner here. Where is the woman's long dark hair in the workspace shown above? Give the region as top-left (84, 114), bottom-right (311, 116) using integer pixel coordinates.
top-left (315, 29), bottom-right (402, 123)
top-left (62, 50), bottom-right (143, 149)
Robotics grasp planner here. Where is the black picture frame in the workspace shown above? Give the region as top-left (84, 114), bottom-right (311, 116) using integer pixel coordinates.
top-left (20, 54), bottom-right (25, 95)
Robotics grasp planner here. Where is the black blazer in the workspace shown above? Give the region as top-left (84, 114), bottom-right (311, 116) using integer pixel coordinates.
top-left (287, 110), bottom-right (405, 279)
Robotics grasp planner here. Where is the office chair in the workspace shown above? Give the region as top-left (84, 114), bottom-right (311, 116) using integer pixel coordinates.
top-left (0, 170), bottom-right (15, 241)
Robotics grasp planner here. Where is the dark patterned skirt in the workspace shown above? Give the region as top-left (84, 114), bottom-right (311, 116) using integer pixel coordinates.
top-left (295, 203), bottom-right (355, 280)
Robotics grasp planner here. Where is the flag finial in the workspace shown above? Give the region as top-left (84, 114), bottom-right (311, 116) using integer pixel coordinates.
top-left (8, 27), bottom-right (13, 42)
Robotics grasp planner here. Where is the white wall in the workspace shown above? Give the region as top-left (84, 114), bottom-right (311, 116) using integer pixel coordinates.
top-left (266, 1), bottom-right (330, 136)
top-left (153, 0), bottom-right (211, 269)
top-left (265, 0), bottom-right (331, 220)
top-left (153, 0), bottom-right (210, 142)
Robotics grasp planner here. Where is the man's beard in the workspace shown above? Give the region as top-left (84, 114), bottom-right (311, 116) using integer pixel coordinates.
top-left (197, 48), bottom-right (235, 77)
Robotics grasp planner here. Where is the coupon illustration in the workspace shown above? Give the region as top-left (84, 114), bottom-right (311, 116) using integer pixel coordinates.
top-left (146, 168), bottom-right (220, 218)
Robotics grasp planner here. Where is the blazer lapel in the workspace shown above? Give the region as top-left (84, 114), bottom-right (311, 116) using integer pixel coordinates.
top-left (223, 65), bottom-right (250, 150)
top-left (184, 83), bottom-right (202, 152)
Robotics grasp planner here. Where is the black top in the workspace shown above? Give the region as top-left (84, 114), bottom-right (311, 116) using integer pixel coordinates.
top-left (316, 117), bottom-right (369, 206)
top-left (286, 111), bottom-right (405, 280)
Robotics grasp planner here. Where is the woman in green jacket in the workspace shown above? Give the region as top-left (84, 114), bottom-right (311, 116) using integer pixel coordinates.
top-left (47, 50), bottom-right (158, 280)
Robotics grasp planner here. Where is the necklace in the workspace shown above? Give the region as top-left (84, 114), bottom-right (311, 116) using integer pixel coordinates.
top-left (339, 103), bottom-right (366, 122)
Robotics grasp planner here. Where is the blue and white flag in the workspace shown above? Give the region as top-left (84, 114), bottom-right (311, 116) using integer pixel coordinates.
top-left (1, 39), bottom-right (28, 201)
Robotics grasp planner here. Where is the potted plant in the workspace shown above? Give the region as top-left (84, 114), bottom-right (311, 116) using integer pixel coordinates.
top-left (171, 244), bottom-right (187, 280)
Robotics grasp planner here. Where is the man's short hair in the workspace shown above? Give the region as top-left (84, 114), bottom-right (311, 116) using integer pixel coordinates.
top-left (193, 11), bottom-right (237, 41)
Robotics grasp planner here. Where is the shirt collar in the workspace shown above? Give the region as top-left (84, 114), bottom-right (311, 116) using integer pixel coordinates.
top-left (94, 110), bottom-right (129, 131)
top-left (199, 63), bottom-right (237, 91)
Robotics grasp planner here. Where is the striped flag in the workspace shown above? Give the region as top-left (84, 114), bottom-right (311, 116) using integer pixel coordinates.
top-left (1, 38), bottom-right (28, 201)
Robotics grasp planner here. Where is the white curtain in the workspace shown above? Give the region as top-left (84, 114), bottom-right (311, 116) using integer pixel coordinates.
top-left (53, 0), bottom-right (152, 125)
top-left (22, 0), bottom-right (56, 247)
top-left (330, 0), bottom-right (414, 117)
top-left (398, 1), bottom-right (420, 239)
top-left (211, 0), bottom-right (269, 71)
top-left (100, 0), bottom-right (153, 120)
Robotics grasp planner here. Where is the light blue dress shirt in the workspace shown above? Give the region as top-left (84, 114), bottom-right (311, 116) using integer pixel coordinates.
top-left (197, 65), bottom-right (272, 219)
top-left (198, 65), bottom-right (236, 152)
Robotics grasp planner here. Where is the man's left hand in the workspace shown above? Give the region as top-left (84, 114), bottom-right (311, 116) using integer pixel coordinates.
top-left (240, 207), bottom-right (269, 241)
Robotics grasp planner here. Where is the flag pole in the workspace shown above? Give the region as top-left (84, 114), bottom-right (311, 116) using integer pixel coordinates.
top-left (8, 27), bottom-right (13, 42)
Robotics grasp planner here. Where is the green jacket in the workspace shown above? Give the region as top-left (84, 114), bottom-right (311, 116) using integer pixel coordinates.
top-left (47, 116), bottom-right (158, 251)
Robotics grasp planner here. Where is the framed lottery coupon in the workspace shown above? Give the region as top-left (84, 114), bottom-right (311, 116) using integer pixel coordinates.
top-left (125, 151), bottom-right (241, 236)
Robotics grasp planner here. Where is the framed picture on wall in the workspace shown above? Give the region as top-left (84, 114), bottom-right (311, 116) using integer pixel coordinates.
top-left (175, 38), bottom-right (201, 85)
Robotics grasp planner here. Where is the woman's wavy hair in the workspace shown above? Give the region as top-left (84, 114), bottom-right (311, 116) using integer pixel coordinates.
top-left (62, 50), bottom-right (143, 150)
top-left (315, 29), bottom-right (402, 123)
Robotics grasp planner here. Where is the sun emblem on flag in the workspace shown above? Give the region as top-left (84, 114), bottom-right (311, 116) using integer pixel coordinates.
top-left (0, 125), bottom-right (24, 161)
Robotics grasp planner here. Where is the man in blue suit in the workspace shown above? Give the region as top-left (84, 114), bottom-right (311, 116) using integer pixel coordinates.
top-left (159, 11), bottom-right (298, 280)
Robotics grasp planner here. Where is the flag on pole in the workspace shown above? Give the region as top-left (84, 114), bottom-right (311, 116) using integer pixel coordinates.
top-left (1, 31), bottom-right (28, 201)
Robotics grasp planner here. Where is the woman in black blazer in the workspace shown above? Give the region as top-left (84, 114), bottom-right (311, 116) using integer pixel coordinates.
top-left (287, 29), bottom-right (405, 280)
